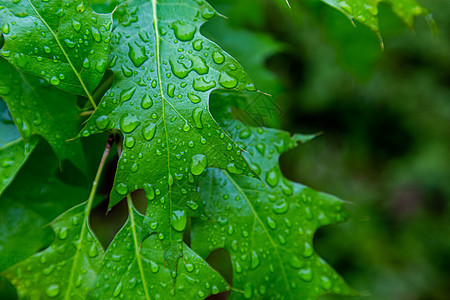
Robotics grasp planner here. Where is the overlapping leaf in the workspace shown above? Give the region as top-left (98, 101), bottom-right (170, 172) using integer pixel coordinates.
top-left (2, 202), bottom-right (104, 299)
top-left (0, 142), bottom-right (93, 273)
top-left (82, 0), bottom-right (258, 264)
top-left (322, 0), bottom-right (432, 34)
top-left (191, 93), bottom-right (355, 299)
top-left (88, 196), bottom-right (229, 299)
top-left (0, 100), bottom-right (36, 195)
top-left (0, 58), bottom-right (84, 167)
top-left (0, 0), bottom-right (112, 98)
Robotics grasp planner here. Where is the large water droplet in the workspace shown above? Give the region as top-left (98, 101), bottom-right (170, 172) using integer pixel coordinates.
top-left (266, 167), bottom-right (280, 187)
top-left (187, 92), bottom-right (201, 104)
top-left (143, 183), bottom-right (155, 200)
top-left (190, 154), bottom-right (207, 175)
top-left (172, 21), bottom-right (196, 41)
top-left (299, 267), bottom-right (313, 281)
top-left (95, 115), bottom-right (110, 130)
top-left (45, 284), bottom-right (60, 298)
top-left (171, 210), bottom-right (187, 232)
top-left (120, 113), bottom-right (140, 133)
top-left (141, 95), bottom-right (153, 109)
top-left (212, 51), bottom-right (224, 64)
top-left (142, 123), bottom-right (156, 141)
top-left (193, 77), bottom-right (216, 92)
top-left (192, 107), bottom-right (203, 129)
top-left (120, 86), bottom-right (136, 102)
top-left (115, 183), bottom-right (128, 195)
top-left (128, 42), bottom-right (148, 67)
top-left (91, 26), bottom-right (102, 42)
top-left (219, 72), bottom-right (238, 89)
top-left (251, 251), bottom-right (260, 269)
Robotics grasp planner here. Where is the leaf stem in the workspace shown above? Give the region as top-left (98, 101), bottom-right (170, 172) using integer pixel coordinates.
top-left (64, 135), bottom-right (113, 299)
top-left (85, 135), bottom-right (114, 215)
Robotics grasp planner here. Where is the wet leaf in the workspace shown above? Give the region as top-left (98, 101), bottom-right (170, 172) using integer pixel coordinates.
top-left (0, 58), bottom-right (85, 168)
top-left (2, 202), bottom-right (104, 299)
top-left (88, 197), bottom-right (229, 299)
top-left (191, 93), bottom-right (356, 299)
top-left (0, 0), bottom-right (113, 97)
top-left (322, 0), bottom-right (433, 35)
top-left (81, 0), bottom-right (258, 266)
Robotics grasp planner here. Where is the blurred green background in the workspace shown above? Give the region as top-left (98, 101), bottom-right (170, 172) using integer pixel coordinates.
top-left (1, 0), bottom-right (448, 299)
top-left (202, 0), bottom-right (449, 299)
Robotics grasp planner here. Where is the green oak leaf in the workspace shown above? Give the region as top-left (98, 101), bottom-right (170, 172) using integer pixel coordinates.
top-left (0, 142), bottom-right (93, 273)
top-left (81, 0), bottom-right (258, 266)
top-left (2, 202), bottom-right (104, 300)
top-left (0, 58), bottom-right (85, 167)
top-left (88, 196), bottom-right (229, 299)
top-left (322, 0), bottom-right (433, 35)
top-left (1, 141), bottom-right (92, 220)
top-left (0, 0), bottom-right (112, 99)
top-left (190, 93), bottom-right (355, 299)
top-left (0, 198), bottom-right (53, 272)
top-left (0, 100), bottom-right (37, 196)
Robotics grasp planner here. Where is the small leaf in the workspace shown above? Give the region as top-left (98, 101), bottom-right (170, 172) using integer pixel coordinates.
top-left (0, 0), bottom-right (113, 97)
top-left (322, 0), bottom-right (431, 34)
top-left (88, 197), bottom-right (229, 299)
top-left (0, 100), bottom-right (37, 196)
top-left (0, 199), bottom-right (53, 272)
top-left (2, 202), bottom-right (104, 299)
top-left (0, 58), bottom-right (85, 168)
top-left (191, 94), bottom-right (356, 299)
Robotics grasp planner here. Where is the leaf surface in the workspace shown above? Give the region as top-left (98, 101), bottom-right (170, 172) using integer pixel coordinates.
top-left (0, 58), bottom-right (84, 167)
top-left (2, 202), bottom-right (104, 299)
top-left (82, 0), bottom-right (258, 264)
top-left (0, 0), bottom-right (112, 97)
top-left (0, 199), bottom-right (53, 272)
top-left (322, 0), bottom-right (432, 34)
top-left (88, 196), bottom-right (229, 299)
top-left (0, 100), bottom-right (36, 196)
top-left (191, 93), bottom-right (355, 299)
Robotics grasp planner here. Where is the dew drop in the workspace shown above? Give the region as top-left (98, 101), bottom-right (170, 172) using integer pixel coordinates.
top-left (172, 21), bottom-right (196, 41)
top-left (91, 26), bottom-right (101, 42)
top-left (266, 167), bottom-right (280, 187)
top-left (193, 77), bottom-right (216, 92)
top-left (171, 210), bottom-right (187, 232)
top-left (143, 123), bottom-right (156, 141)
top-left (115, 183), bottom-right (128, 195)
top-left (143, 183), bottom-right (155, 200)
top-left (212, 51), bottom-right (224, 64)
top-left (190, 154), bottom-right (207, 175)
top-left (128, 42), bottom-right (148, 67)
top-left (72, 19), bottom-right (81, 32)
top-left (227, 163), bottom-right (243, 174)
top-left (192, 107), bottom-right (203, 129)
top-left (187, 92), bottom-right (201, 104)
top-left (219, 72), bottom-right (238, 89)
top-left (120, 86), bottom-right (136, 102)
top-left (299, 267), bottom-right (313, 282)
top-left (95, 115), bottom-right (110, 130)
top-left (141, 94), bottom-right (153, 109)
top-left (50, 76), bottom-right (60, 86)
top-left (45, 284), bottom-right (60, 298)
top-left (251, 251), bottom-right (260, 269)
top-left (120, 113), bottom-right (140, 133)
